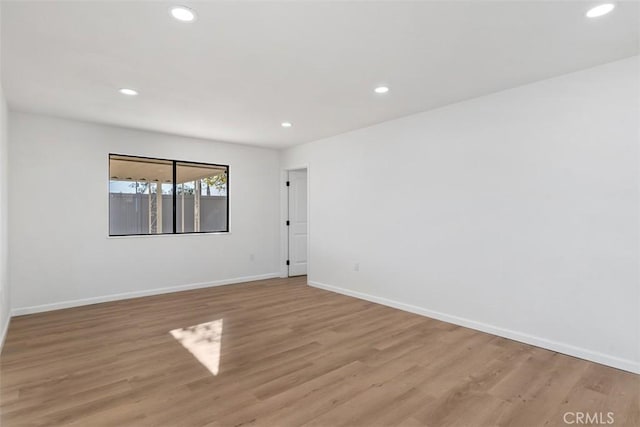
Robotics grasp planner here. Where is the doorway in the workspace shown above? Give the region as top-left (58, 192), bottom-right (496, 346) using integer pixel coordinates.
top-left (287, 169), bottom-right (308, 277)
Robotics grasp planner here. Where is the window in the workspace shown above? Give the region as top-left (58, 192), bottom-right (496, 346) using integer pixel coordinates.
top-left (175, 161), bottom-right (228, 233)
top-left (109, 154), bottom-right (228, 236)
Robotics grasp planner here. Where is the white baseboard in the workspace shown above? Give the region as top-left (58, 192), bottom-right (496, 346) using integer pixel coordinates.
top-left (0, 313), bottom-right (10, 355)
top-left (309, 280), bottom-right (640, 375)
top-left (12, 273), bottom-right (280, 317)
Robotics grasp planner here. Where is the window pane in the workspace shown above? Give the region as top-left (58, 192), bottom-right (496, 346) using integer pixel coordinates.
top-left (109, 155), bottom-right (174, 235)
top-left (176, 162), bottom-right (228, 233)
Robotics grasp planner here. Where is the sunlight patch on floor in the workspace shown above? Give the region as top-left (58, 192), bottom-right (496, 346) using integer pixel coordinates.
top-left (170, 319), bottom-right (223, 375)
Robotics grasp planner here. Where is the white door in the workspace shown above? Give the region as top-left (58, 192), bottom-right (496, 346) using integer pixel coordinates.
top-left (288, 169), bottom-right (308, 276)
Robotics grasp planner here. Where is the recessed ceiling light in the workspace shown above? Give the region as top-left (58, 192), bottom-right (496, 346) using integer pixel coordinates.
top-left (586, 3), bottom-right (615, 18)
top-left (374, 86), bottom-right (390, 94)
top-left (170, 6), bottom-right (196, 22)
top-left (119, 88), bottom-right (138, 96)
top-left (281, 122), bottom-right (292, 128)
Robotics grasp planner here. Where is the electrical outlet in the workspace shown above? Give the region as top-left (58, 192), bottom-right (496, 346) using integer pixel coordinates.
top-left (354, 262), bottom-right (360, 272)
top-left (249, 254), bottom-right (255, 262)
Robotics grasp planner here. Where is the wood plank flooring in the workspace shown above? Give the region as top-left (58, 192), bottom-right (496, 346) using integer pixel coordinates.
top-left (1, 277), bottom-right (638, 426)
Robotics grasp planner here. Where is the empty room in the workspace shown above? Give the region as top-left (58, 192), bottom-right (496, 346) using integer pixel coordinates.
top-left (0, 1), bottom-right (638, 426)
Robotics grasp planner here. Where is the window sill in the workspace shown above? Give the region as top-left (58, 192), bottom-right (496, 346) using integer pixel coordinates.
top-left (107, 231), bottom-right (230, 239)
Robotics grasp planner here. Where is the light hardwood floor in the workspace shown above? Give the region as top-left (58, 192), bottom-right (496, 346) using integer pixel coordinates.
top-left (1, 277), bottom-right (638, 426)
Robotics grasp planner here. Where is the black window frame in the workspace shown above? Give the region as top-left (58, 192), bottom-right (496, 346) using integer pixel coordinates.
top-left (108, 153), bottom-right (229, 236)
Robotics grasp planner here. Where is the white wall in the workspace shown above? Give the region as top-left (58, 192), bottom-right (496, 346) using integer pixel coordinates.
top-left (9, 112), bottom-right (280, 314)
top-left (281, 56), bottom-right (640, 373)
top-left (0, 0), bottom-right (11, 351)
top-left (0, 55), bottom-right (9, 350)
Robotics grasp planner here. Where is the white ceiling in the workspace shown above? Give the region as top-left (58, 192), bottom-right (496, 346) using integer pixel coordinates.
top-left (2, 1), bottom-right (638, 149)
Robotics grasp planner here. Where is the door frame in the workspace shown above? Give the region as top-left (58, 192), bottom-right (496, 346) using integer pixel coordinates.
top-left (280, 164), bottom-right (310, 279)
